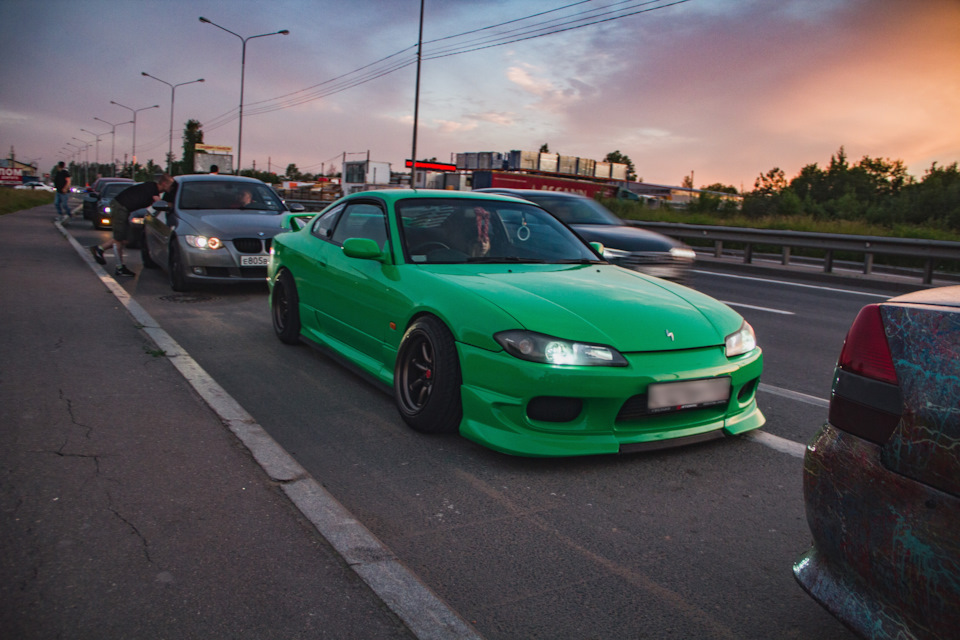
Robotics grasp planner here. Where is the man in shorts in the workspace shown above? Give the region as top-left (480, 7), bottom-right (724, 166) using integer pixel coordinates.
top-left (90, 174), bottom-right (174, 277)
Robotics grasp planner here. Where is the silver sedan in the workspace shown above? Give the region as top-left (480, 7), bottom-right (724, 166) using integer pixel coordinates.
top-left (141, 174), bottom-right (303, 291)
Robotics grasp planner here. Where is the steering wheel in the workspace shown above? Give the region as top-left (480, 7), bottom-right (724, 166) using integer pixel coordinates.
top-left (413, 241), bottom-right (451, 253)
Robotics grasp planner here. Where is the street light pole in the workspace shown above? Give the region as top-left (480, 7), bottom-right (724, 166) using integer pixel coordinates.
top-left (110, 101), bottom-right (159, 177)
top-left (199, 16), bottom-right (289, 175)
top-left (94, 117), bottom-right (133, 176)
top-left (80, 128), bottom-right (108, 169)
top-left (141, 72), bottom-right (205, 174)
top-left (65, 142), bottom-right (82, 184)
top-left (72, 136), bottom-right (92, 186)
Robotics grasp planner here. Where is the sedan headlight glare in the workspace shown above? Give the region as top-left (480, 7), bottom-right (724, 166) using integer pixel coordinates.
top-left (725, 321), bottom-right (757, 357)
top-left (495, 330), bottom-right (627, 366)
top-left (669, 246), bottom-right (697, 260)
top-left (601, 247), bottom-right (630, 260)
top-left (185, 235), bottom-right (223, 250)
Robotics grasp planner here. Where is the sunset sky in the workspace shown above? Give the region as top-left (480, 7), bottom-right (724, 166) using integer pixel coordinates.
top-left (2, 0), bottom-right (958, 190)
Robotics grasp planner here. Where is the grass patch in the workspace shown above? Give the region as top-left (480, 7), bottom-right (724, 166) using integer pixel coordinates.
top-left (0, 188), bottom-right (55, 216)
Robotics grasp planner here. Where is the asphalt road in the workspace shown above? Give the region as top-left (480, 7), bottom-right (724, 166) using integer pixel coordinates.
top-left (66, 220), bottom-right (870, 639)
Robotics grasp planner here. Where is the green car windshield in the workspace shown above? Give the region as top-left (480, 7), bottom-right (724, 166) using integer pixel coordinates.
top-left (177, 180), bottom-right (286, 212)
top-left (398, 198), bottom-right (602, 265)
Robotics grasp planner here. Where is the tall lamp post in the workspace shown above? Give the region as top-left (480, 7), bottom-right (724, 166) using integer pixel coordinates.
top-left (80, 128), bottom-right (108, 171)
top-left (71, 137), bottom-right (92, 186)
top-left (199, 16), bottom-right (289, 175)
top-left (93, 117), bottom-right (133, 176)
top-left (110, 100), bottom-right (159, 177)
top-left (141, 72), bottom-right (205, 173)
top-left (65, 142), bottom-right (83, 185)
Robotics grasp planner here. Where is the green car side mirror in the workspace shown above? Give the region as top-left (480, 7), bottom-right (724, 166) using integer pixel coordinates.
top-left (342, 237), bottom-right (385, 262)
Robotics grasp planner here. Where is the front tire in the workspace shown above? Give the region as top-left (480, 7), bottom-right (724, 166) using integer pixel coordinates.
top-left (169, 240), bottom-right (190, 292)
top-left (141, 234), bottom-right (158, 269)
top-left (272, 270), bottom-right (301, 345)
top-left (394, 316), bottom-right (462, 434)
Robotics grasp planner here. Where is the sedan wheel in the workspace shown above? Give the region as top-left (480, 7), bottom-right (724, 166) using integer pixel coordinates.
top-left (168, 241), bottom-right (190, 292)
top-left (272, 270), bottom-right (301, 345)
top-left (394, 316), bottom-right (462, 434)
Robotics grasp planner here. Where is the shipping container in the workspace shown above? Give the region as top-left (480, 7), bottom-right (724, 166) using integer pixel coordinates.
top-left (507, 150), bottom-right (538, 170)
top-left (539, 152), bottom-right (559, 173)
top-left (611, 163), bottom-right (628, 180)
top-left (557, 155), bottom-right (578, 174)
top-left (594, 161), bottom-right (612, 178)
top-left (576, 158), bottom-right (596, 177)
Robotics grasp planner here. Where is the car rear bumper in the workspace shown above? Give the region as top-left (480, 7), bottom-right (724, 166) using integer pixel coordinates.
top-left (793, 423), bottom-right (960, 639)
top-left (456, 342), bottom-right (764, 457)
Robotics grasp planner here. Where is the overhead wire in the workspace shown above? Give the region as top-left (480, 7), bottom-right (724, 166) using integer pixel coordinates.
top-left (205, 0), bottom-right (689, 123)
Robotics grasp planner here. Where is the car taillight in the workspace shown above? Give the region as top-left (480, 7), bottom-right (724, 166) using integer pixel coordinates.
top-left (837, 305), bottom-right (898, 385)
top-left (828, 304), bottom-right (902, 444)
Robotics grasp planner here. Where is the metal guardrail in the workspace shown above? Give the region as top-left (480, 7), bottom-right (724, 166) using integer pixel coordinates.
top-left (632, 221), bottom-right (960, 285)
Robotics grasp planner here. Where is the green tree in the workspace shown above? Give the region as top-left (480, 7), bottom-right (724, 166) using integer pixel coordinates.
top-left (180, 120), bottom-right (204, 175)
top-left (753, 167), bottom-right (787, 196)
top-left (539, 143), bottom-right (550, 153)
top-left (285, 163), bottom-right (303, 180)
top-left (701, 183), bottom-right (739, 195)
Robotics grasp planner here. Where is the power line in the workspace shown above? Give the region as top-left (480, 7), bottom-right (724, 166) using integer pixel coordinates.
top-left (200, 0), bottom-right (690, 123)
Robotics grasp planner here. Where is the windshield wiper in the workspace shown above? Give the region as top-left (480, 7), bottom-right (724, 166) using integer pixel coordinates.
top-left (466, 256), bottom-right (546, 264)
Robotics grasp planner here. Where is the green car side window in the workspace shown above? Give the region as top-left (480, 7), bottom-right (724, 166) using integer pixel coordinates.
top-left (312, 203), bottom-right (344, 240)
top-left (331, 203), bottom-right (388, 249)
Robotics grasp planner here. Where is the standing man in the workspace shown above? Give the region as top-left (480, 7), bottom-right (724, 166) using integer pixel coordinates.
top-left (90, 174), bottom-right (174, 277)
top-left (53, 161), bottom-right (72, 224)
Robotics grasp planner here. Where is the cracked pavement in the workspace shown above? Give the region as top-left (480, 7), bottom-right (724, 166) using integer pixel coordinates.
top-left (0, 204), bottom-right (416, 638)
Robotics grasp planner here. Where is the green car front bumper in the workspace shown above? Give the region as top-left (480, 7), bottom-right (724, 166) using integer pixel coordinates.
top-left (457, 342), bottom-right (764, 457)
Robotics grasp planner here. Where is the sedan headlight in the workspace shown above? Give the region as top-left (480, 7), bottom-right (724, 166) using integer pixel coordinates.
top-left (669, 246), bottom-right (697, 260)
top-left (185, 235), bottom-right (224, 250)
top-left (495, 330), bottom-right (628, 366)
top-left (725, 321), bottom-right (757, 357)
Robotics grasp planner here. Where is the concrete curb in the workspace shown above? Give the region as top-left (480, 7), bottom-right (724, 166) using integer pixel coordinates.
top-left (56, 221), bottom-right (484, 640)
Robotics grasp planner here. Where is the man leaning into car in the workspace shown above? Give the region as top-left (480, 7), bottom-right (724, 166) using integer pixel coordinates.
top-left (89, 174), bottom-right (174, 277)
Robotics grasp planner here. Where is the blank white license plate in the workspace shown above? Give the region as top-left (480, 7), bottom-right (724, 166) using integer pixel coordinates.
top-left (240, 255), bottom-right (269, 266)
top-left (647, 377), bottom-right (730, 412)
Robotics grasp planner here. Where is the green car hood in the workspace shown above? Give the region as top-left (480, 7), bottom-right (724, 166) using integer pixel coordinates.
top-left (432, 265), bottom-right (738, 352)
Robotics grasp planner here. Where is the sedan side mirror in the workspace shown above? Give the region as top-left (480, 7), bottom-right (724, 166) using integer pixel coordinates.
top-left (152, 200), bottom-right (171, 212)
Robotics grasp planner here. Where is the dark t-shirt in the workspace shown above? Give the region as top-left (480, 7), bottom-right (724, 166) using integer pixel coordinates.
top-left (114, 181), bottom-right (160, 211)
top-left (53, 169), bottom-right (70, 193)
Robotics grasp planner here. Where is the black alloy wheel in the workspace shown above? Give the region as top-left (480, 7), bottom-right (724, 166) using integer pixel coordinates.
top-left (272, 270), bottom-right (301, 345)
top-left (394, 316), bottom-right (462, 434)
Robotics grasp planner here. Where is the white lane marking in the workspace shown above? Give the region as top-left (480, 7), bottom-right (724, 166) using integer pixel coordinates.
top-left (759, 383), bottom-right (830, 408)
top-left (742, 431), bottom-right (807, 459)
top-left (59, 222), bottom-right (482, 640)
top-left (740, 383), bottom-right (829, 459)
top-left (694, 269), bottom-right (891, 298)
top-left (720, 301), bottom-right (794, 315)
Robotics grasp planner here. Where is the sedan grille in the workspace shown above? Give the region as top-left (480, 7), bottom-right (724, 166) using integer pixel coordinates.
top-left (232, 238), bottom-right (271, 254)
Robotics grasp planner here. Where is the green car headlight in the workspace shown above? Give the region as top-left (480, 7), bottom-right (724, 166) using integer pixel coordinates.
top-left (725, 321), bottom-right (757, 357)
top-left (185, 235), bottom-right (224, 250)
top-left (495, 330), bottom-right (628, 366)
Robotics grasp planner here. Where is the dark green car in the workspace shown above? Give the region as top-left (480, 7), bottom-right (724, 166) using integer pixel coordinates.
top-left (268, 189), bottom-right (764, 456)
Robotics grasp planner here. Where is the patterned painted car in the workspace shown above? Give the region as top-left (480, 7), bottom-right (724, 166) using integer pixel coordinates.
top-left (268, 189), bottom-right (764, 457)
top-left (793, 286), bottom-right (960, 639)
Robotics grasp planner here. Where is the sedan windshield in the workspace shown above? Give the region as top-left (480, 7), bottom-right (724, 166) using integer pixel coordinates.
top-left (398, 198), bottom-right (602, 265)
top-left (178, 180), bottom-right (286, 212)
top-left (520, 194), bottom-right (621, 226)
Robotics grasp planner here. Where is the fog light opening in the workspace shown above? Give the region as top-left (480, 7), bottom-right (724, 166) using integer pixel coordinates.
top-left (527, 397), bottom-right (583, 423)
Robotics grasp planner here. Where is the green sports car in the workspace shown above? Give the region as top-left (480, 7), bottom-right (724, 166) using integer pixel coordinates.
top-left (268, 189), bottom-right (764, 457)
